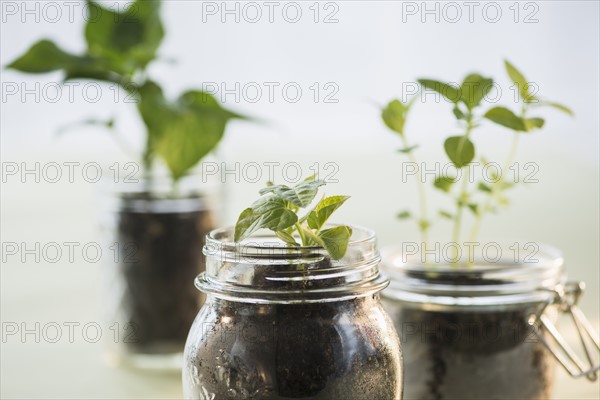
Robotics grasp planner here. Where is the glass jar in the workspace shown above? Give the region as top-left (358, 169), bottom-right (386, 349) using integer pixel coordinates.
top-left (381, 243), bottom-right (598, 400)
top-left (99, 174), bottom-right (219, 370)
top-left (183, 225), bottom-right (403, 400)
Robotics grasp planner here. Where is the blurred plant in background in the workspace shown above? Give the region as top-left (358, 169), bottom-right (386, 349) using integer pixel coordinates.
top-left (7, 0), bottom-right (248, 185)
top-left (382, 61), bottom-right (573, 261)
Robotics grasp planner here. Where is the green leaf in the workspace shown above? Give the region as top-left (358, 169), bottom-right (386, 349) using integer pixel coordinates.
top-left (439, 210), bottom-right (453, 219)
top-left (453, 105), bottom-right (465, 120)
top-left (478, 182), bottom-right (492, 192)
top-left (85, 0), bottom-right (164, 75)
top-left (398, 145), bottom-right (419, 153)
top-left (382, 99), bottom-right (410, 135)
top-left (234, 208), bottom-right (259, 242)
top-left (397, 211), bottom-right (411, 219)
top-left (433, 176), bottom-right (455, 192)
top-left (524, 117), bottom-right (545, 131)
top-left (306, 195), bottom-right (350, 230)
top-left (418, 79), bottom-right (461, 103)
top-left (444, 136), bottom-right (475, 168)
top-left (543, 102), bottom-right (574, 116)
top-left (269, 180), bottom-right (326, 208)
top-left (234, 197), bottom-right (298, 242)
top-left (484, 107), bottom-right (527, 131)
top-left (7, 40), bottom-right (80, 73)
top-left (298, 225), bottom-right (325, 247)
top-left (467, 203), bottom-right (479, 215)
top-left (6, 40), bottom-right (114, 81)
top-left (137, 82), bottom-right (244, 181)
top-left (418, 219), bottom-right (430, 231)
top-left (276, 231), bottom-right (299, 246)
top-left (504, 60), bottom-right (537, 102)
top-left (318, 226), bottom-right (352, 260)
top-left (137, 81), bottom-right (170, 163)
top-left (460, 73), bottom-right (493, 110)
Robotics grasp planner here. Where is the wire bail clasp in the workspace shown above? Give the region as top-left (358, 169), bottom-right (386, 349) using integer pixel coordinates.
top-left (529, 281), bottom-right (600, 381)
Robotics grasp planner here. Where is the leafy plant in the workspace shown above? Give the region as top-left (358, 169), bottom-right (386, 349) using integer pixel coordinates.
top-left (382, 60), bottom-right (572, 263)
top-left (6, 0), bottom-right (248, 184)
top-left (234, 176), bottom-right (352, 260)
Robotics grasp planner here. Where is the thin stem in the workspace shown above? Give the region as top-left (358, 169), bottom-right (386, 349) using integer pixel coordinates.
top-left (469, 132), bottom-right (520, 242)
top-left (295, 223), bottom-right (307, 246)
top-left (450, 116), bottom-right (474, 265)
top-left (400, 135), bottom-right (430, 248)
top-left (451, 166), bottom-right (470, 265)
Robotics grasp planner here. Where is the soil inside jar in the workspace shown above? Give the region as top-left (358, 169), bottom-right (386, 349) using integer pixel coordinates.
top-left (394, 273), bottom-right (554, 400)
top-left (116, 193), bottom-right (214, 354)
top-left (185, 258), bottom-right (402, 399)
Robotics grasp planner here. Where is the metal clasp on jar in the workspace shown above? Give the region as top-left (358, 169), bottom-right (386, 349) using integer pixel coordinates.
top-left (529, 281), bottom-right (600, 381)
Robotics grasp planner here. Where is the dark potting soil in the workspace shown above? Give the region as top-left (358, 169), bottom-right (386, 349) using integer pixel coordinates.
top-left (185, 253), bottom-right (401, 400)
top-left (391, 272), bottom-right (554, 400)
top-left (116, 196), bottom-right (214, 353)
top-left (184, 296), bottom-right (402, 400)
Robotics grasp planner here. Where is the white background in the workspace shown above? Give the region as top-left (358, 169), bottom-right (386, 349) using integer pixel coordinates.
top-left (1, 1), bottom-right (599, 398)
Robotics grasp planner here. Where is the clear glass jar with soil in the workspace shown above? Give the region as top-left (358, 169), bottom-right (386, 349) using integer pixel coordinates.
top-left (99, 174), bottom-right (220, 370)
top-left (381, 243), bottom-right (599, 400)
top-left (183, 225), bottom-right (403, 399)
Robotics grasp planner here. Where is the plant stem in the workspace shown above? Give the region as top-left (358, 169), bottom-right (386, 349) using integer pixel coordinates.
top-left (400, 135), bottom-right (430, 249)
top-left (469, 131), bottom-right (520, 242)
top-left (295, 223), bottom-right (307, 246)
top-left (450, 116), bottom-right (474, 266)
top-left (451, 166), bottom-right (470, 265)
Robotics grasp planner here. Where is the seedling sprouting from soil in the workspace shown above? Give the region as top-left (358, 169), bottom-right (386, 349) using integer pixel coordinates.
top-left (234, 176), bottom-right (352, 259)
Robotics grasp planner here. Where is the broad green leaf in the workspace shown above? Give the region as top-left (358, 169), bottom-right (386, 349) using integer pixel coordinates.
top-left (306, 195), bottom-right (350, 230)
top-left (307, 211), bottom-right (320, 230)
top-left (484, 107), bottom-right (527, 131)
top-left (259, 184), bottom-right (285, 196)
top-left (6, 39), bottom-right (114, 81)
top-left (137, 81), bottom-right (171, 164)
top-left (318, 226), bottom-right (352, 260)
top-left (234, 208), bottom-right (259, 242)
top-left (270, 180), bottom-right (326, 207)
top-left (138, 82), bottom-right (244, 181)
top-left (234, 197), bottom-right (298, 242)
top-left (544, 102), bottom-right (574, 116)
top-left (418, 79), bottom-right (461, 103)
top-left (398, 145), bottom-right (419, 153)
top-left (155, 109), bottom-right (227, 180)
top-left (382, 99), bottom-right (409, 135)
top-left (444, 136), bottom-right (475, 168)
top-left (433, 176), bottom-right (455, 192)
top-left (439, 210), bottom-right (453, 219)
top-left (7, 40), bottom-right (82, 73)
top-left (524, 117), bottom-right (545, 131)
top-left (397, 210), bottom-right (411, 219)
top-left (504, 60), bottom-right (536, 102)
top-left (460, 73), bottom-right (493, 110)
top-left (85, 0), bottom-right (164, 75)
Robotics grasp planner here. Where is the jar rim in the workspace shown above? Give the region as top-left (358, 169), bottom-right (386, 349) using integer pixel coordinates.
top-left (380, 243), bottom-right (567, 308)
top-left (205, 224), bottom-right (377, 251)
top-left (199, 224), bottom-right (388, 304)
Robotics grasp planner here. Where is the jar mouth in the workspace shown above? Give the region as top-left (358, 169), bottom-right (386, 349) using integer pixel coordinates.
top-left (199, 225), bottom-right (388, 303)
top-left (381, 243), bottom-right (566, 308)
top-left (98, 172), bottom-right (215, 213)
